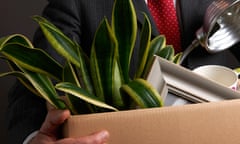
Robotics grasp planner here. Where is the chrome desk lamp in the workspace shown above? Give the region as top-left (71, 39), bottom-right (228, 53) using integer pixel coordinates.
top-left (180, 0), bottom-right (240, 64)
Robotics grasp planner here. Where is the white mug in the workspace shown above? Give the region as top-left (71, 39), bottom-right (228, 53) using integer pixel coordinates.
top-left (193, 65), bottom-right (239, 91)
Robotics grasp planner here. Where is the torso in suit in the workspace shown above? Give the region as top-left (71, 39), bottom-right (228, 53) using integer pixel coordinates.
top-left (7, 0), bottom-right (240, 143)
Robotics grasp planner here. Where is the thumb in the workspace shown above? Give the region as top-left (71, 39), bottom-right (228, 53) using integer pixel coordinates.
top-left (56, 130), bottom-right (110, 144)
top-left (40, 109), bottom-right (70, 138)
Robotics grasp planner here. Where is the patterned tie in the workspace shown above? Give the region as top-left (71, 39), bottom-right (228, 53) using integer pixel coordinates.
top-left (147, 0), bottom-right (181, 53)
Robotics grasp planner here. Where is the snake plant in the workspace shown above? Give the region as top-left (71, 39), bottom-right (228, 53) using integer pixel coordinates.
top-left (0, 0), bottom-right (181, 114)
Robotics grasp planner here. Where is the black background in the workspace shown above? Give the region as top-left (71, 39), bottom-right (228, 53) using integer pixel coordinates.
top-left (0, 0), bottom-right (47, 142)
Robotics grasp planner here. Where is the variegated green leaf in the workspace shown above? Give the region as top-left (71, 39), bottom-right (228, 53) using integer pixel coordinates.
top-left (149, 35), bottom-right (166, 59)
top-left (120, 78), bottom-right (163, 108)
top-left (33, 16), bottom-right (81, 67)
top-left (135, 13), bottom-right (151, 78)
top-left (0, 56), bottom-right (42, 96)
top-left (74, 42), bottom-right (94, 94)
top-left (90, 18), bottom-right (124, 108)
top-left (63, 61), bottom-right (94, 114)
top-left (63, 61), bottom-right (81, 86)
top-left (2, 55), bottom-right (60, 109)
top-left (55, 82), bottom-right (118, 111)
top-left (172, 52), bottom-right (183, 64)
top-left (0, 71), bottom-right (41, 97)
top-left (34, 16), bottom-right (94, 94)
top-left (112, 0), bottom-right (137, 83)
top-left (0, 34), bottom-right (33, 48)
top-left (112, 62), bottom-right (126, 109)
top-left (1, 43), bottom-right (63, 80)
top-left (141, 35), bottom-right (166, 78)
top-left (157, 45), bottom-right (174, 60)
top-left (22, 69), bottom-right (66, 109)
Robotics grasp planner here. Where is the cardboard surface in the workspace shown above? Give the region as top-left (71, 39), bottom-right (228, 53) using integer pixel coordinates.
top-left (63, 99), bottom-right (240, 144)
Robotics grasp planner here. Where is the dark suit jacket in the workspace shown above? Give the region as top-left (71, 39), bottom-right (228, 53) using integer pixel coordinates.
top-left (7, 0), bottom-right (240, 143)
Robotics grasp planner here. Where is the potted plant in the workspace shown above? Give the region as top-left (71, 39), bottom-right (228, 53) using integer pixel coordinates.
top-left (0, 0), bottom-right (181, 114)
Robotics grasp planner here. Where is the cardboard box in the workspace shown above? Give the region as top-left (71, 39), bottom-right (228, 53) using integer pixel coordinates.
top-left (63, 56), bottom-right (240, 143)
top-left (63, 99), bottom-right (240, 144)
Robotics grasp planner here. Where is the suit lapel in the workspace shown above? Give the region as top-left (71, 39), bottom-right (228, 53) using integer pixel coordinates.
top-left (133, 0), bottom-right (159, 37)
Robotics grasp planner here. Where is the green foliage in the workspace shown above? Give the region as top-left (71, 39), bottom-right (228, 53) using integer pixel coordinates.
top-left (0, 0), bottom-right (182, 114)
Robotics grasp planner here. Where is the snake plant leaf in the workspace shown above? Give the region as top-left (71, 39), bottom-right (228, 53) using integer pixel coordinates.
top-left (172, 52), bottom-right (183, 64)
top-left (62, 61), bottom-right (80, 114)
top-left (112, 0), bottom-right (137, 83)
top-left (22, 69), bottom-right (66, 109)
top-left (63, 61), bottom-right (95, 114)
top-left (32, 15), bottom-right (81, 68)
top-left (63, 61), bottom-right (81, 86)
top-left (74, 42), bottom-right (94, 94)
top-left (0, 71), bottom-right (41, 97)
top-left (55, 82), bottom-right (118, 112)
top-left (149, 35), bottom-right (166, 59)
top-left (90, 18), bottom-right (124, 108)
top-left (34, 16), bottom-right (94, 94)
top-left (112, 62), bottom-right (126, 109)
top-left (0, 56), bottom-right (41, 96)
top-left (156, 45), bottom-right (174, 61)
top-left (65, 93), bottom-right (97, 114)
top-left (0, 35), bottom-right (41, 95)
top-left (0, 34), bottom-right (33, 48)
top-left (0, 71), bottom-right (25, 81)
top-left (141, 35), bottom-right (166, 78)
top-left (0, 43), bottom-right (63, 80)
top-left (120, 78), bottom-right (163, 108)
top-left (135, 13), bottom-right (151, 78)
top-left (1, 52), bottom-right (62, 108)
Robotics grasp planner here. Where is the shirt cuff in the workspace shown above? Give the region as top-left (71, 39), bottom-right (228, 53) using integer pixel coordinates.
top-left (23, 131), bottom-right (39, 144)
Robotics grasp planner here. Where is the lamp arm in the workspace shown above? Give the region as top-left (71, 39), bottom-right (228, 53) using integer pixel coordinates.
top-left (179, 38), bottom-right (200, 65)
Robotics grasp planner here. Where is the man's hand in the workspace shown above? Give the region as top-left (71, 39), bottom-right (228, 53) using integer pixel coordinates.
top-left (29, 109), bottom-right (110, 144)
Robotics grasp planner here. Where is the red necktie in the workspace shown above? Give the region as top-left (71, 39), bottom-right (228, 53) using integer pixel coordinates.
top-left (148, 0), bottom-right (181, 53)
